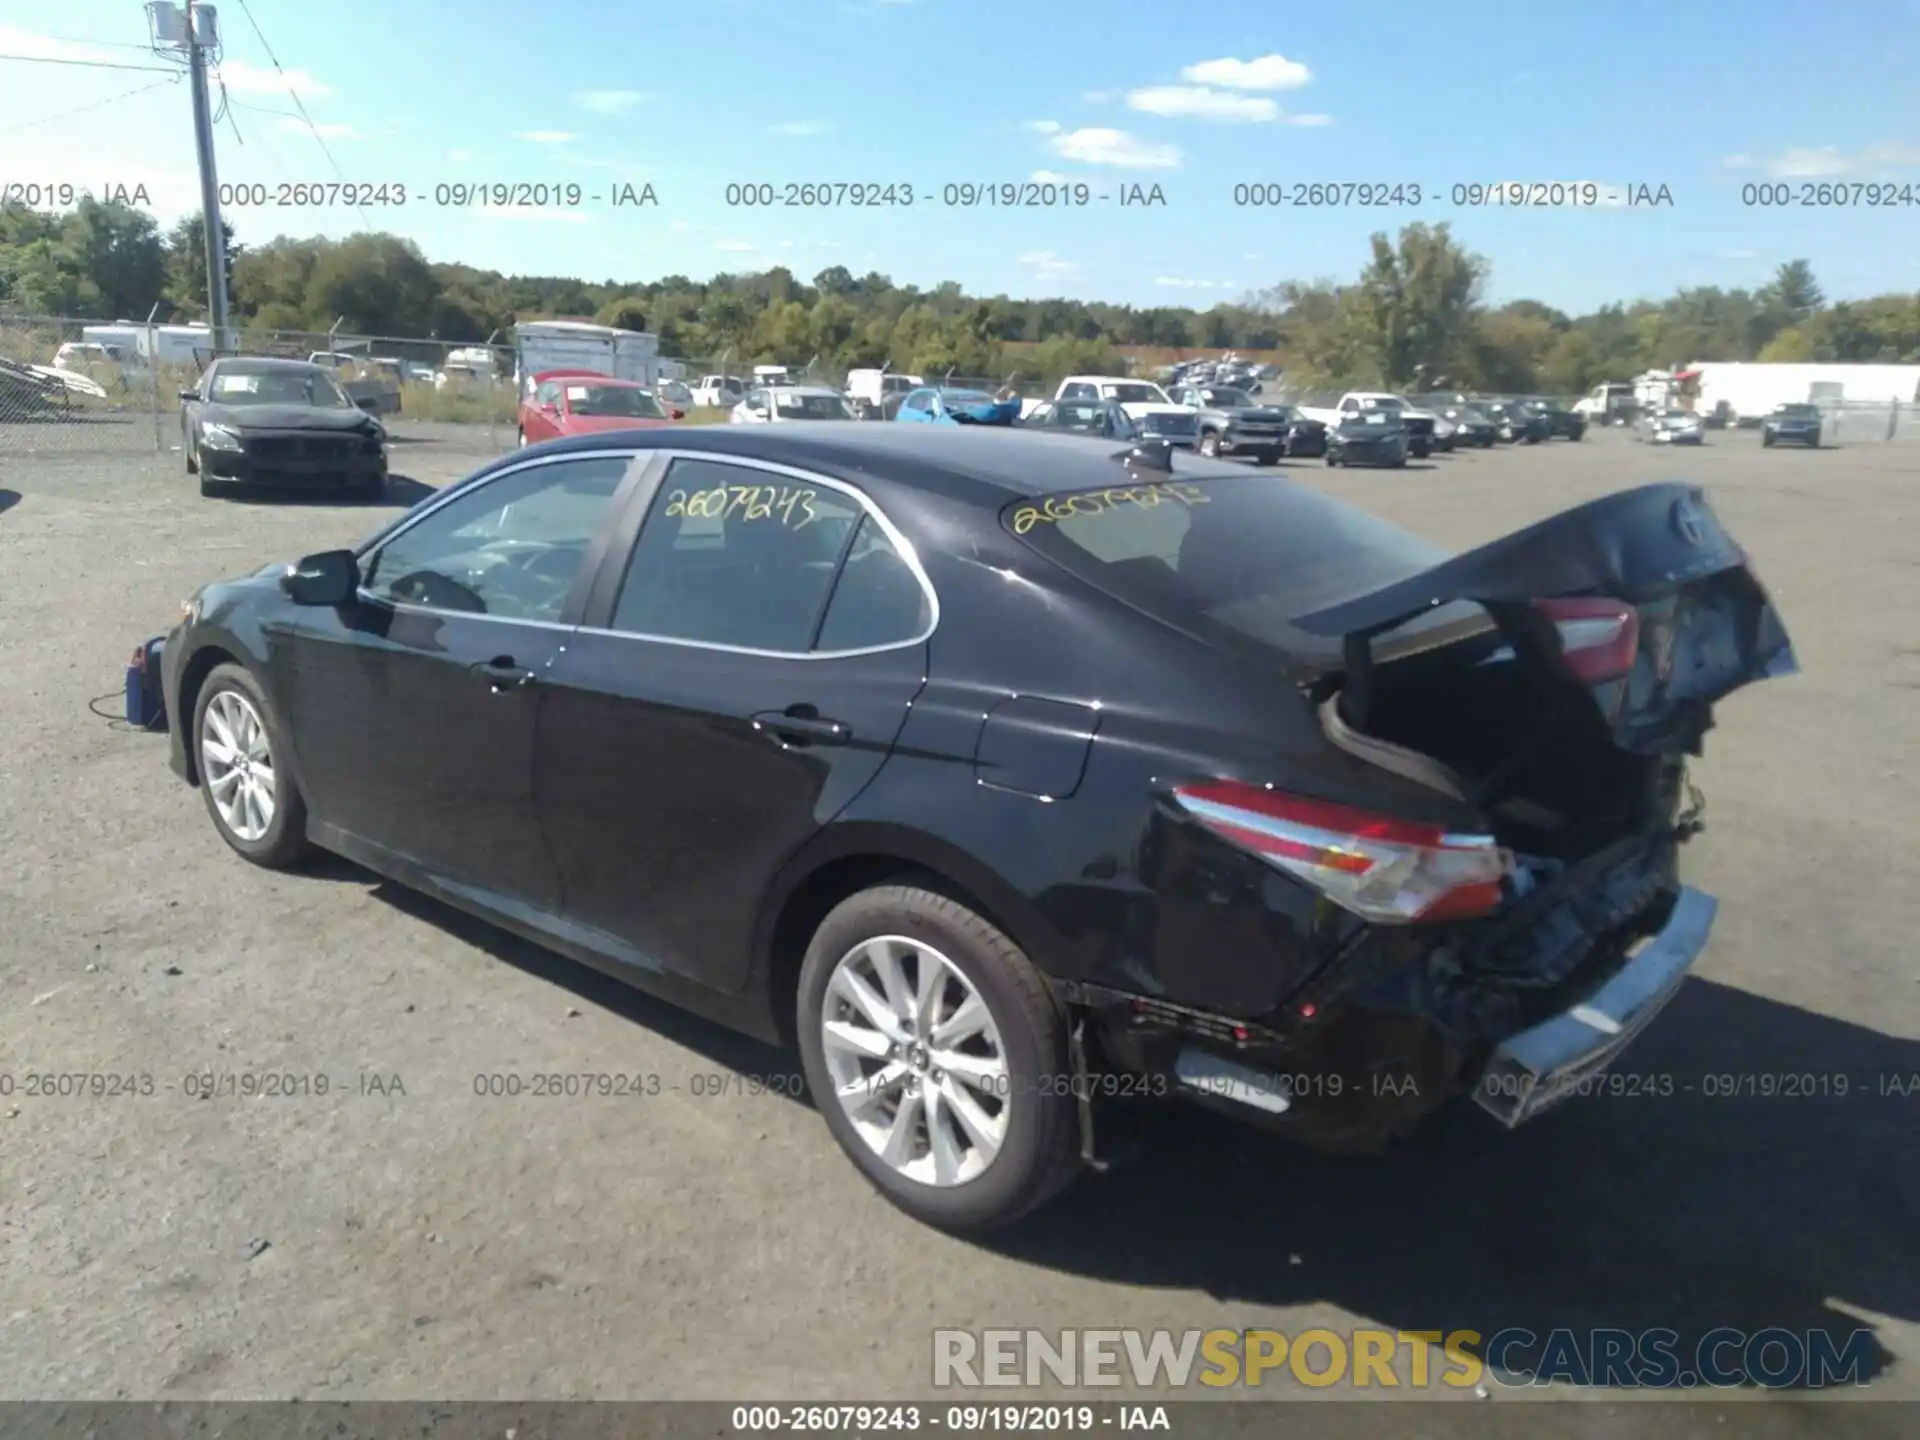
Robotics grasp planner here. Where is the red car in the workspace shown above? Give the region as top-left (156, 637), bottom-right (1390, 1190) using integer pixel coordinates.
top-left (517, 369), bottom-right (684, 447)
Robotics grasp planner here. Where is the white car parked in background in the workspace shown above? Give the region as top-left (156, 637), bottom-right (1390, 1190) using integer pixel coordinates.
top-left (729, 386), bottom-right (857, 423)
top-left (692, 374), bottom-right (748, 408)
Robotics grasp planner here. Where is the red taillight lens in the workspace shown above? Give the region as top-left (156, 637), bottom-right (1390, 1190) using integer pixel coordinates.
top-left (1534, 596), bottom-right (1639, 683)
top-left (1171, 781), bottom-right (1514, 924)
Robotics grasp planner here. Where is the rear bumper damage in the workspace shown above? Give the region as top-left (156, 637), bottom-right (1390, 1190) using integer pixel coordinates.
top-left (1473, 885), bottom-right (1713, 1125)
top-left (1066, 830), bottom-right (1706, 1154)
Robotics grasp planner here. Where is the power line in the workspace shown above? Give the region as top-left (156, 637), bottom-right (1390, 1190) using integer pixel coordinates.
top-left (0, 74), bottom-right (184, 135)
top-left (26, 33), bottom-right (159, 53)
top-left (0, 53), bottom-right (181, 72)
top-left (227, 0), bottom-right (369, 225)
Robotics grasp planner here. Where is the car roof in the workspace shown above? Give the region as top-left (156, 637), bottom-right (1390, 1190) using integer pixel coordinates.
top-left (495, 423), bottom-right (1253, 505)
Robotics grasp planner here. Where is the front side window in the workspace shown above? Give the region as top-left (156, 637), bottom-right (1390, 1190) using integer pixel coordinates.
top-left (363, 454), bottom-right (634, 621)
top-left (609, 458), bottom-right (867, 652)
top-left (565, 384), bottom-right (666, 418)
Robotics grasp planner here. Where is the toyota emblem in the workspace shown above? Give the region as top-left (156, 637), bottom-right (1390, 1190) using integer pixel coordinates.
top-left (1671, 497), bottom-right (1706, 546)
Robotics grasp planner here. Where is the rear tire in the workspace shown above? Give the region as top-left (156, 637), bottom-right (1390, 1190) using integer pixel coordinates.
top-left (1761, 433), bottom-right (1774, 447)
top-left (1325, 453), bottom-right (1339, 466)
top-left (796, 885), bottom-right (1082, 1232)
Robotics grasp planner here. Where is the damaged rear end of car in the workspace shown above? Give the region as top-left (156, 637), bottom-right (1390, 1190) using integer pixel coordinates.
top-left (1013, 475), bottom-right (1795, 1151)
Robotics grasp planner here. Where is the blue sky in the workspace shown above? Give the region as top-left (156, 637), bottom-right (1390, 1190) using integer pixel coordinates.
top-left (4, 0), bottom-right (1919, 312)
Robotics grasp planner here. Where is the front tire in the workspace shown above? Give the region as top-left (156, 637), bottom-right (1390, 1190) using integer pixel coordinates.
top-left (796, 885), bottom-right (1082, 1232)
top-left (191, 662), bottom-right (311, 869)
top-left (1198, 432), bottom-right (1221, 458)
top-left (184, 437), bottom-right (198, 473)
top-left (1325, 453), bottom-right (1339, 466)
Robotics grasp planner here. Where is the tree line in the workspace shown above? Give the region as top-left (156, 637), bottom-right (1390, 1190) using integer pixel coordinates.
top-left (4, 196), bottom-right (1918, 392)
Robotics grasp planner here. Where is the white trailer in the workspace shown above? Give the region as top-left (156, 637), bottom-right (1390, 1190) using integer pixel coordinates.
top-left (81, 322), bottom-right (211, 366)
top-left (513, 320), bottom-right (661, 397)
top-left (1688, 362), bottom-right (1920, 425)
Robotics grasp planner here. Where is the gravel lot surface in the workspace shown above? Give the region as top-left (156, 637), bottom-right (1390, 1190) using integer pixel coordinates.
top-left (1, 423), bottom-right (1915, 1419)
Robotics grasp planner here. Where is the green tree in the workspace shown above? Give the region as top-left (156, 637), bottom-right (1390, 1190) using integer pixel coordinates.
top-left (1348, 223), bottom-right (1486, 388)
top-left (162, 214), bottom-right (241, 319)
top-left (594, 296), bottom-right (650, 331)
top-left (1763, 260), bottom-right (1823, 322)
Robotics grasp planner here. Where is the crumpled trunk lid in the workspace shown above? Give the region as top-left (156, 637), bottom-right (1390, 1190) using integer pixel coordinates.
top-left (1292, 483), bottom-right (1796, 756)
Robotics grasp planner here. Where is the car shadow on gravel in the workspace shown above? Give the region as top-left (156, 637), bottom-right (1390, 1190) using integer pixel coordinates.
top-left (218, 475), bottom-right (438, 509)
top-left (0, 488), bottom-right (19, 517)
top-left (330, 859), bottom-right (814, 1092)
top-left (983, 977), bottom-right (1919, 1390)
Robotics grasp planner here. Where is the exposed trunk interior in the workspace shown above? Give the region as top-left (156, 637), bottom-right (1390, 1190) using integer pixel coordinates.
top-left (1320, 628), bottom-right (1681, 860)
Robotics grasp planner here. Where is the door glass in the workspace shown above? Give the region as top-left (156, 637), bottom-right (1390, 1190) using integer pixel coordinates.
top-left (609, 458), bottom-right (863, 652)
top-left (814, 515), bottom-right (930, 651)
top-left (363, 454), bottom-right (634, 620)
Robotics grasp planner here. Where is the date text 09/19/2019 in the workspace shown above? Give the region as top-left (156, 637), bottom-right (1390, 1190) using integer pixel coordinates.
top-left (721, 182), bottom-right (1167, 208)
top-left (1228, 182), bottom-right (1676, 208)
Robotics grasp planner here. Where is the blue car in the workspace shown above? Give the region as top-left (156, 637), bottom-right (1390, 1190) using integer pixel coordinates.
top-left (894, 386), bottom-right (1022, 426)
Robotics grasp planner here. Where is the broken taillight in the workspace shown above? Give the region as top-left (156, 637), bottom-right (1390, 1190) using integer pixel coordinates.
top-left (1171, 781), bottom-right (1515, 924)
top-left (1534, 596), bottom-right (1640, 683)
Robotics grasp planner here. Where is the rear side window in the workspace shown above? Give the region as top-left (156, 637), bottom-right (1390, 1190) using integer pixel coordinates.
top-left (610, 458), bottom-right (864, 652)
top-left (1004, 476), bottom-right (1449, 655)
top-left (814, 515), bottom-right (930, 650)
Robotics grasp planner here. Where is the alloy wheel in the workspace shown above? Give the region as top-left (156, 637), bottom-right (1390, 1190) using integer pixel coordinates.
top-left (819, 935), bottom-right (1009, 1187)
top-left (200, 689), bottom-right (276, 842)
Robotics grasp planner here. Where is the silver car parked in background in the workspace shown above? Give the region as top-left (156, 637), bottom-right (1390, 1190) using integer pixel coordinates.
top-left (1635, 408), bottom-right (1706, 445)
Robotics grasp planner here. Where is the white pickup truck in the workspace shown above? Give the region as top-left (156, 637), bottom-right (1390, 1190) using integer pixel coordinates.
top-left (1052, 375), bottom-right (1201, 447)
top-left (1296, 391), bottom-right (1440, 458)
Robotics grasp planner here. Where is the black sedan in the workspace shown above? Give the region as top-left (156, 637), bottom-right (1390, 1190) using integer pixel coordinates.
top-left (1480, 398), bottom-right (1549, 444)
top-left (155, 426), bottom-right (1794, 1230)
top-left (1760, 402), bottom-right (1824, 448)
top-left (181, 357), bottom-right (388, 499)
top-left (1423, 401), bottom-right (1498, 448)
top-left (1525, 398), bottom-right (1588, 441)
top-left (1325, 409), bottom-right (1410, 467)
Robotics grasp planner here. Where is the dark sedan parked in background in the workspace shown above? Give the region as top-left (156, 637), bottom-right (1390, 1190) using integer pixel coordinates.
top-left (1526, 398), bottom-right (1587, 440)
top-left (1325, 409), bottom-right (1409, 467)
top-left (1421, 400), bottom-right (1498, 448)
top-left (156, 425), bottom-right (1794, 1232)
top-left (1480, 398), bottom-right (1549, 444)
top-left (181, 358), bottom-right (388, 499)
top-left (1761, 402), bottom-right (1824, 447)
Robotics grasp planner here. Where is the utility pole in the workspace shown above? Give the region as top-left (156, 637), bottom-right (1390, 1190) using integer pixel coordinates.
top-left (151, 3), bottom-right (230, 351)
top-left (185, 3), bottom-right (230, 352)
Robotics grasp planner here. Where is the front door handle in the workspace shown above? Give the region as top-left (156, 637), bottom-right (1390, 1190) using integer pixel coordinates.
top-left (752, 706), bottom-right (849, 747)
top-left (471, 656), bottom-right (535, 692)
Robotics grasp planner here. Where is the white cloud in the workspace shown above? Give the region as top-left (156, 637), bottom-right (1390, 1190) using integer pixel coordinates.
top-left (1765, 142), bottom-right (1920, 177)
top-left (477, 206), bottom-right (591, 223)
top-left (1025, 119), bottom-right (1062, 135)
top-left (515, 130), bottom-right (581, 144)
top-left (669, 219), bottom-right (696, 231)
top-left (7, 134), bottom-right (199, 224)
top-left (1155, 277), bottom-right (1228, 288)
top-left (1030, 170), bottom-right (1071, 183)
top-left (1720, 248), bottom-right (1759, 260)
top-left (276, 118), bottom-right (364, 140)
top-left (1127, 86), bottom-right (1279, 122)
top-left (714, 239), bottom-right (757, 252)
top-left (1019, 250), bottom-right (1076, 277)
top-left (771, 120), bottom-right (832, 136)
top-left (1289, 113), bottom-right (1333, 127)
top-left (1047, 127), bottom-right (1180, 169)
top-left (1180, 54), bottom-right (1311, 90)
top-left (1724, 154), bottom-right (1754, 168)
top-left (1243, 252), bottom-right (1260, 261)
top-left (215, 58), bottom-right (332, 99)
top-left (448, 149), bottom-right (474, 162)
top-left (1083, 90), bottom-right (1114, 103)
top-left (574, 89), bottom-right (645, 114)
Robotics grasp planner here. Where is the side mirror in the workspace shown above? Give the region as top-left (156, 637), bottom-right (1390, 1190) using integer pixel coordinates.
top-left (179, 389), bottom-right (198, 402)
top-left (282, 550), bottom-right (360, 606)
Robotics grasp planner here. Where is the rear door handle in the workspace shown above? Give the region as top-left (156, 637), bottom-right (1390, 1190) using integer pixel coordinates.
top-left (471, 656), bottom-right (535, 692)
top-left (752, 707), bottom-right (849, 747)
